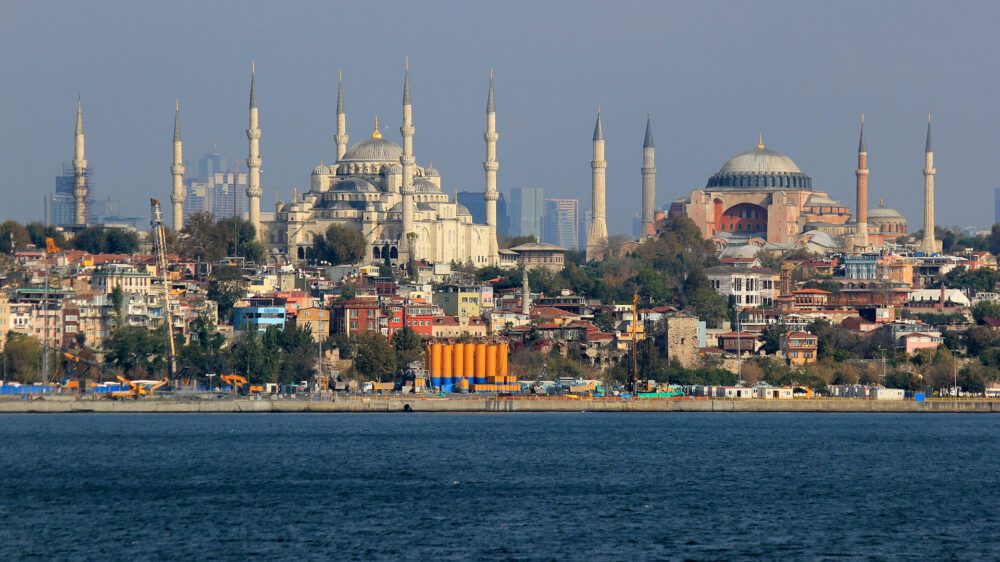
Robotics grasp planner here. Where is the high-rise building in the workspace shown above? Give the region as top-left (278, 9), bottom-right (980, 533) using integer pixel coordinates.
top-left (45, 164), bottom-right (94, 226)
top-left (994, 188), bottom-right (1000, 226)
top-left (509, 187), bottom-right (544, 239)
top-left (457, 190), bottom-right (508, 237)
top-left (542, 198), bottom-right (579, 250)
top-left (183, 151), bottom-right (248, 223)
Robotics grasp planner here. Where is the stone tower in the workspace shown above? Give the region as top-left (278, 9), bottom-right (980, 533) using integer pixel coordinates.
top-left (72, 95), bottom-right (88, 226)
top-left (641, 115), bottom-right (656, 240)
top-left (483, 69), bottom-right (500, 264)
top-left (855, 114), bottom-right (869, 247)
top-left (246, 62), bottom-right (263, 238)
top-left (400, 58), bottom-right (416, 254)
top-left (170, 100), bottom-right (186, 232)
top-left (586, 109), bottom-right (608, 262)
top-left (335, 70), bottom-right (348, 162)
top-left (921, 115), bottom-right (937, 253)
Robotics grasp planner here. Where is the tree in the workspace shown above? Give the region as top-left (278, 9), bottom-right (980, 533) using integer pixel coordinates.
top-left (972, 300), bottom-right (1000, 324)
top-left (0, 221), bottom-right (30, 254)
top-left (206, 266), bottom-right (247, 325)
top-left (311, 224), bottom-right (366, 266)
top-left (392, 327), bottom-right (423, 381)
top-left (105, 325), bottom-right (167, 376)
top-left (25, 222), bottom-right (65, 250)
top-left (353, 332), bottom-right (396, 381)
top-left (177, 312), bottom-right (229, 377)
top-left (70, 226), bottom-right (140, 254)
top-left (2, 332), bottom-right (42, 383)
top-left (681, 269), bottom-right (728, 326)
top-left (180, 212), bottom-right (264, 263)
top-left (759, 324), bottom-right (787, 355)
top-left (499, 234), bottom-right (537, 249)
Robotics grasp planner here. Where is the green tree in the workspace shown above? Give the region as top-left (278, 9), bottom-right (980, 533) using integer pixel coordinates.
top-left (353, 332), bottom-right (396, 381)
top-left (392, 327), bottom-right (423, 381)
top-left (2, 332), bottom-right (42, 383)
top-left (206, 266), bottom-right (247, 325)
top-left (178, 312), bottom-right (229, 377)
top-left (105, 325), bottom-right (167, 376)
top-left (70, 226), bottom-right (140, 254)
top-left (759, 324), bottom-right (787, 355)
top-left (972, 300), bottom-right (1000, 324)
top-left (681, 268), bottom-right (728, 326)
top-left (0, 221), bottom-right (30, 254)
top-left (180, 212), bottom-right (263, 263)
top-left (25, 222), bottom-right (66, 250)
top-left (311, 224), bottom-right (367, 266)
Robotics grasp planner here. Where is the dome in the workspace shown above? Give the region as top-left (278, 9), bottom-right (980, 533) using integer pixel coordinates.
top-left (707, 139), bottom-right (813, 191)
top-left (340, 137), bottom-right (403, 163)
top-left (456, 203), bottom-right (471, 216)
top-left (332, 177), bottom-right (377, 193)
top-left (413, 178), bottom-right (441, 194)
top-left (868, 205), bottom-right (903, 219)
top-left (312, 162), bottom-right (331, 175)
top-left (426, 164), bottom-right (440, 177)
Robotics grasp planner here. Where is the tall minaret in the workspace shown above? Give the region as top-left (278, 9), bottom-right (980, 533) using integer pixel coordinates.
top-left (586, 109), bottom-right (608, 262)
top-left (335, 70), bottom-right (348, 162)
top-left (921, 115), bottom-right (937, 253)
top-left (640, 114), bottom-right (656, 240)
top-left (400, 58), bottom-right (416, 253)
top-left (856, 114), bottom-right (869, 246)
top-left (246, 61), bottom-right (263, 237)
top-left (72, 94), bottom-right (88, 226)
top-left (170, 100), bottom-right (186, 232)
top-left (483, 68), bottom-right (500, 263)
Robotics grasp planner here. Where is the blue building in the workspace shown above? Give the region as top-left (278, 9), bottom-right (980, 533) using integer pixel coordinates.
top-left (844, 254), bottom-right (879, 280)
top-left (233, 297), bottom-right (287, 331)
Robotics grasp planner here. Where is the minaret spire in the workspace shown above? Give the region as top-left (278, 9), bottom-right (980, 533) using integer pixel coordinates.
top-left (400, 58), bottom-right (416, 257)
top-left (335, 69), bottom-right (348, 162)
top-left (171, 99), bottom-right (186, 231)
top-left (855, 113), bottom-right (869, 247)
top-left (483, 68), bottom-right (500, 265)
top-left (921, 114), bottom-right (937, 253)
top-left (586, 108), bottom-right (609, 262)
top-left (246, 61), bottom-right (263, 239)
top-left (640, 114), bottom-right (656, 240)
top-left (72, 94), bottom-right (88, 226)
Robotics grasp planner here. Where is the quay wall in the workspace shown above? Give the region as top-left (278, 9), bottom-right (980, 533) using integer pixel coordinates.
top-left (1, 397), bottom-right (999, 414)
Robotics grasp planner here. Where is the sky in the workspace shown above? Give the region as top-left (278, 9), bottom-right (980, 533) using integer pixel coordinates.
top-left (1, 0), bottom-right (999, 234)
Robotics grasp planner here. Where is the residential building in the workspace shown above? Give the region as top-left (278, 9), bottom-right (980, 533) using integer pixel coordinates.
top-left (780, 331), bottom-right (818, 365)
top-left (706, 266), bottom-right (780, 308)
top-left (233, 297), bottom-right (287, 332)
top-left (296, 307), bottom-right (329, 341)
top-left (509, 242), bottom-right (568, 274)
top-left (433, 285), bottom-right (484, 318)
top-left (330, 299), bottom-right (381, 337)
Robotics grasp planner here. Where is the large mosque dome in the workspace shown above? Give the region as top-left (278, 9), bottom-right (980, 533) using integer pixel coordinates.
top-left (706, 139), bottom-right (813, 190)
top-left (340, 137), bottom-right (403, 163)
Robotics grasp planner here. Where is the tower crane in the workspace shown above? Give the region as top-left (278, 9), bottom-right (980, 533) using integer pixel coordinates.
top-left (150, 199), bottom-right (177, 379)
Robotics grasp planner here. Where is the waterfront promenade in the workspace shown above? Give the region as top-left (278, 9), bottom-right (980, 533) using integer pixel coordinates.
top-left (1, 396), bottom-right (999, 413)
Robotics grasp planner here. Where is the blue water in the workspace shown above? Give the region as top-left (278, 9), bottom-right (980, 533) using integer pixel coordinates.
top-left (1, 413), bottom-right (998, 560)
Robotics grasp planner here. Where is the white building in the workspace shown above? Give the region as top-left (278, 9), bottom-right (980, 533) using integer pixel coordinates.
top-left (705, 266), bottom-right (780, 308)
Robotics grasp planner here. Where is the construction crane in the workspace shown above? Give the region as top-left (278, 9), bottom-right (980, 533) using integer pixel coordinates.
top-left (150, 199), bottom-right (177, 379)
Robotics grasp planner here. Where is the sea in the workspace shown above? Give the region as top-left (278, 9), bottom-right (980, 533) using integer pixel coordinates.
top-left (1, 412), bottom-right (998, 560)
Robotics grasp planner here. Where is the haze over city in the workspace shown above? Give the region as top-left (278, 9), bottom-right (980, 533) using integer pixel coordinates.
top-left (1, 0), bottom-right (998, 231)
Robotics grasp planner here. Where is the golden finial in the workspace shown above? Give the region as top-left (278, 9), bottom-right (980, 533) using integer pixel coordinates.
top-left (372, 115), bottom-right (382, 139)
top-left (928, 113), bottom-right (932, 123)
top-left (292, 187), bottom-right (298, 201)
top-left (861, 113), bottom-right (865, 123)
top-left (757, 133), bottom-right (764, 150)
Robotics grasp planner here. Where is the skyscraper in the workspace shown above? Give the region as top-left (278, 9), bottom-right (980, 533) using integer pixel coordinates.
top-left (509, 186), bottom-right (544, 239)
top-left (457, 191), bottom-right (508, 237)
top-left (542, 198), bottom-right (579, 250)
top-left (995, 188), bottom-right (1000, 226)
top-left (45, 164), bottom-right (94, 226)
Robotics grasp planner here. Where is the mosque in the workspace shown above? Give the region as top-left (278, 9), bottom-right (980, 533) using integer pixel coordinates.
top-left (170, 62), bottom-right (501, 266)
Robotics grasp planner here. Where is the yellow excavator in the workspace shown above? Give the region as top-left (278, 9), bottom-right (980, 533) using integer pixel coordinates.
top-left (110, 376), bottom-right (169, 399)
top-left (219, 375), bottom-right (263, 395)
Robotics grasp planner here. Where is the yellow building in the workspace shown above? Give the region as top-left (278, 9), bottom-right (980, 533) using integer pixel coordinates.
top-left (296, 307), bottom-right (330, 341)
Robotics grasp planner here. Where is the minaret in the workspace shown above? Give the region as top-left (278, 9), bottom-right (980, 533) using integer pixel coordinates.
top-left (170, 100), bottom-right (186, 232)
top-left (521, 268), bottom-right (530, 315)
top-left (72, 94), bottom-right (88, 226)
top-left (641, 114), bottom-right (656, 240)
top-left (586, 109), bottom-right (608, 262)
top-left (335, 70), bottom-right (348, 162)
top-left (856, 114), bottom-right (869, 246)
top-left (400, 58), bottom-right (416, 254)
top-left (483, 68), bottom-right (500, 264)
top-left (246, 61), bottom-right (263, 237)
top-left (921, 115), bottom-right (937, 253)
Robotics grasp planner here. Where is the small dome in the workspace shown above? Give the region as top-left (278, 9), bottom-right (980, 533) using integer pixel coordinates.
top-left (387, 163), bottom-right (402, 174)
top-left (312, 162), bottom-right (330, 176)
top-left (332, 177), bottom-right (377, 193)
top-left (426, 164), bottom-right (440, 177)
top-left (868, 205), bottom-right (904, 219)
top-left (456, 203), bottom-right (471, 216)
top-left (340, 137), bottom-right (403, 163)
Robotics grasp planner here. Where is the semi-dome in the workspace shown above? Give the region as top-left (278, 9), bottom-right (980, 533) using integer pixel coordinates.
top-left (456, 203), bottom-right (472, 216)
top-left (413, 178), bottom-right (441, 193)
top-left (332, 177), bottom-right (377, 193)
top-left (340, 137), bottom-right (403, 163)
top-left (706, 138), bottom-right (813, 190)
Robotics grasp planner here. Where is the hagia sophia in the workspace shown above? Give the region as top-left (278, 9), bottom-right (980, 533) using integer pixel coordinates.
top-left (151, 62), bottom-right (939, 265)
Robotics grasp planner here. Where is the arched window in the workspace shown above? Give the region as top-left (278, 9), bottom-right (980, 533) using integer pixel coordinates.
top-left (390, 246), bottom-right (399, 259)
top-left (373, 247), bottom-right (381, 259)
top-left (297, 247), bottom-right (305, 260)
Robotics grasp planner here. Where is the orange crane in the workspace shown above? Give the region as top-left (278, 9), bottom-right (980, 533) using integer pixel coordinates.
top-left (150, 199), bottom-right (178, 379)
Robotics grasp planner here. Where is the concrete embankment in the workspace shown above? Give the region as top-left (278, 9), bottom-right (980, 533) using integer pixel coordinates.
top-left (1, 397), bottom-right (999, 413)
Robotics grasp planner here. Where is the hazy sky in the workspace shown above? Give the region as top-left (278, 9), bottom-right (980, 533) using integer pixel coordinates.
top-left (2, 1), bottom-right (998, 234)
